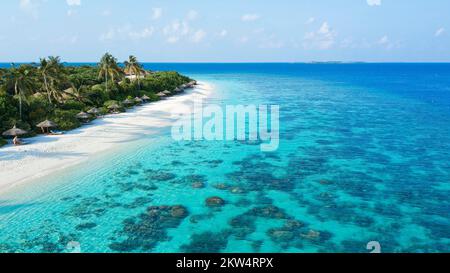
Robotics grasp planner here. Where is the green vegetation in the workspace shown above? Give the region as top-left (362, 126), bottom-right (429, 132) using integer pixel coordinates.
top-left (0, 53), bottom-right (193, 142)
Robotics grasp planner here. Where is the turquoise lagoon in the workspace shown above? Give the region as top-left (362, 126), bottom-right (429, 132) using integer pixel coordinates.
top-left (0, 63), bottom-right (449, 253)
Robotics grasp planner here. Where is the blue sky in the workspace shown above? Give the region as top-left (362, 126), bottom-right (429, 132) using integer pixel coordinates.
top-left (0, 0), bottom-right (449, 62)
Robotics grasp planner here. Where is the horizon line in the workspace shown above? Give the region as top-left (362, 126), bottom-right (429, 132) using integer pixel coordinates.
top-left (1, 61), bottom-right (450, 64)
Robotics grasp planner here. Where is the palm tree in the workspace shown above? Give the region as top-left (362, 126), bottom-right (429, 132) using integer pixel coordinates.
top-left (124, 55), bottom-right (145, 89)
top-left (39, 56), bottom-right (65, 104)
top-left (98, 53), bottom-right (122, 92)
top-left (65, 77), bottom-right (91, 104)
top-left (5, 65), bottom-right (35, 120)
top-left (47, 56), bottom-right (66, 103)
top-left (39, 58), bottom-right (52, 103)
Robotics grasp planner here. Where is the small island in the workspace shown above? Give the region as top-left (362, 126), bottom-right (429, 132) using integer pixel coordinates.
top-left (0, 53), bottom-right (196, 147)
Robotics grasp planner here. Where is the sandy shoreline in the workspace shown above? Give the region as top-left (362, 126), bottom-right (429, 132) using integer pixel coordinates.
top-left (0, 82), bottom-right (213, 194)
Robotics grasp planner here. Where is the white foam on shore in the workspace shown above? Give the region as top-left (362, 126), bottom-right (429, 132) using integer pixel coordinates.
top-left (0, 82), bottom-right (213, 195)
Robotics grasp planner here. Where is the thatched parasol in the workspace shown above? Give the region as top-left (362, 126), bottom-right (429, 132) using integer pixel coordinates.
top-left (36, 120), bottom-right (57, 128)
top-left (108, 104), bottom-right (121, 113)
top-left (134, 97), bottom-right (143, 103)
top-left (141, 95), bottom-right (150, 101)
top-left (156, 92), bottom-right (166, 97)
top-left (76, 112), bottom-right (91, 120)
top-left (163, 90), bottom-right (171, 95)
top-left (36, 120), bottom-right (57, 133)
top-left (123, 99), bottom-right (133, 105)
top-left (87, 108), bottom-right (100, 115)
top-left (108, 104), bottom-right (121, 110)
top-left (2, 125), bottom-right (28, 137)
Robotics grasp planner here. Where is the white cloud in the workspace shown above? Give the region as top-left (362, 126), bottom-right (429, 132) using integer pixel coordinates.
top-left (378, 35), bottom-right (389, 44)
top-left (377, 35), bottom-right (401, 49)
top-left (318, 22), bottom-right (330, 34)
top-left (66, 0), bottom-right (81, 6)
top-left (191, 29), bottom-right (206, 43)
top-left (435, 27), bottom-right (445, 37)
top-left (163, 20), bottom-right (191, 43)
top-left (19, 0), bottom-right (40, 18)
top-left (129, 27), bottom-right (154, 40)
top-left (99, 28), bottom-right (116, 41)
top-left (151, 8), bottom-right (162, 20)
top-left (216, 29), bottom-right (228, 38)
top-left (340, 38), bottom-right (355, 49)
top-left (167, 36), bottom-right (179, 44)
top-left (303, 21), bottom-right (336, 50)
top-left (305, 17), bottom-right (315, 25)
top-left (100, 25), bottom-right (154, 41)
top-left (162, 18), bottom-right (208, 44)
top-left (187, 10), bottom-right (198, 21)
top-left (367, 0), bottom-right (381, 6)
top-left (241, 14), bottom-right (260, 22)
top-left (66, 0), bottom-right (80, 17)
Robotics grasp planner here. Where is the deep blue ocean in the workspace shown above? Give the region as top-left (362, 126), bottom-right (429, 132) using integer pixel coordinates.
top-left (0, 63), bottom-right (449, 253)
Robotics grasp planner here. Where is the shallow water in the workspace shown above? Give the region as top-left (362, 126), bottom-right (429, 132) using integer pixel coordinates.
top-left (0, 63), bottom-right (449, 253)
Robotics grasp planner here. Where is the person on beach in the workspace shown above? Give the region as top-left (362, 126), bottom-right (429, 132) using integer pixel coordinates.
top-left (13, 136), bottom-right (23, 146)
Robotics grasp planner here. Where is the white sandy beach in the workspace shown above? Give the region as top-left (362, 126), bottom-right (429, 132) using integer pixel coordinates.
top-left (0, 82), bottom-right (213, 194)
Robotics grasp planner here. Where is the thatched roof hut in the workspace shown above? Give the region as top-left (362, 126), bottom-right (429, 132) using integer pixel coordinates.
top-left (108, 104), bottom-right (121, 110)
top-left (87, 108), bottom-right (101, 115)
top-left (2, 125), bottom-right (28, 136)
top-left (76, 112), bottom-right (91, 119)
top-left (36, 120), bottom-right (58, 134)
top-left (36, 120), bottom-right (57, 128)
top-left (123, 99), bottom-right (133, 105)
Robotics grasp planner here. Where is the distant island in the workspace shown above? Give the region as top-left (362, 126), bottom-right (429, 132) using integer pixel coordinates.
top-left (0, 54), bottom-right (195, 147)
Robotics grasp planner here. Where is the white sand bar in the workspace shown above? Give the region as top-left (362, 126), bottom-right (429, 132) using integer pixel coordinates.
top-left (0, 82), bottom-right (213, 194)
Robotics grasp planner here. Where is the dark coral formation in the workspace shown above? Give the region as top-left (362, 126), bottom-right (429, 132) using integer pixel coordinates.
top-left (75, 222), bottom-right (97, 230)
top-left (180, 231), bottom-right (231, 253)
top-left (109, 205), bottom-right (188, 252)
top-left (146, 170), bottom-right (177, 181)
top-left (205, 197), bottom-right (226, 208)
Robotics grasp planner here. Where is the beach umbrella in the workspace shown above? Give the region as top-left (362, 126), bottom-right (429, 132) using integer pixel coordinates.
top-left (163, 90), bottom-right (171, 95)
top-left (134, 97), bottom-right (143, 103)
top-left (87, 107), bottom-right (100, 115)
top-left (108, 104), bottom-right (121, 113)
top-left (2, 125), bottom-right (28, 137)
top-left (123, 99), bottom-right (133, 105)
top-left (141, 95), bottom-right (150, 101)
top-left (36, 120), bottom-right (57, 128)
top-left (108, 104), bottom-right (120, 110)
top-left (76, 112), bottom-right (91, 119)
top-left (156, 92), bottom-right (166, 97)
top-left (36, 120), bottom-right (58, 134)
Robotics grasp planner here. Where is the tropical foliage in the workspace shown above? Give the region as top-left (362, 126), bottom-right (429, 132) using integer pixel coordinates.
top-left (0, 53), bottom-right (193, 146)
